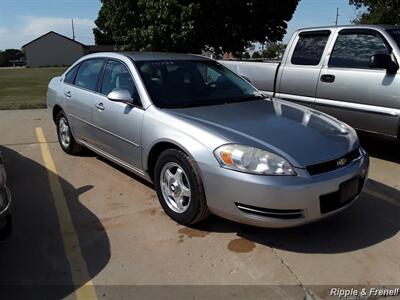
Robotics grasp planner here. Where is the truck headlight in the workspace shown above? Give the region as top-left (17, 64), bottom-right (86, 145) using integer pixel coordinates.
top-left (214, 144), bottom-right (296, 176)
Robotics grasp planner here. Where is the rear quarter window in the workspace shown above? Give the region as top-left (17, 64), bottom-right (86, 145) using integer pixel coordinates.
top-left (64, 65), bottom-right (79, 84)
top-left (291, 31), bottom-right (330, 66)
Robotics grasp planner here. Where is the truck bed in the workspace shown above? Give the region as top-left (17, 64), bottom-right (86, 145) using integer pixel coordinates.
top-left (219, 60), bottom-right (279, 96)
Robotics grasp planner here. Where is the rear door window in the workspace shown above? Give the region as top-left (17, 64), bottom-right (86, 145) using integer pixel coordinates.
top-left (75, 59), bottom-right (105, 91)
top-left (291, 31), bottom-right (330, 66)
top-left (329, 31), bottom-right (390, 69)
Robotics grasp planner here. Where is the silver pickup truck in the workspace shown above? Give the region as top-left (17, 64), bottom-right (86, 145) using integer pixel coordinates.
top-left (221, 25), bottom-right (400, 142)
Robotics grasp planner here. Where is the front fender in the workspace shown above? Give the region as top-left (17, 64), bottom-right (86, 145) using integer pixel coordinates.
top-left (141, 107), bottom-right (227, 174)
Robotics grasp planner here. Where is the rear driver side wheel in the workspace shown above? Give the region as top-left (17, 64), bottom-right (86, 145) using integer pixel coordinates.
top-left (154, 149), bottom-right (210, 225)
top-left (56, 110), bottom-right (83, 155)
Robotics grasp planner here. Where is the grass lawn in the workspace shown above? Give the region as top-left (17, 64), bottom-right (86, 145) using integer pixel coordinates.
top-left (0, 67), bottom-right (66, 110)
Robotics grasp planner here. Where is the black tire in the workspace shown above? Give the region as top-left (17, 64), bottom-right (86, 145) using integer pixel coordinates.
top-left (154, 149), bottom-right (210, 225)
top-left (56, 110), bottom-right (83, 155)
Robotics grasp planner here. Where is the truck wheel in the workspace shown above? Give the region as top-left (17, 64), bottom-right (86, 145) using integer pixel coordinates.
top-left (56, 110), bottom-right (83, 155)
top-left (154, 149), bottom-right (210, 225)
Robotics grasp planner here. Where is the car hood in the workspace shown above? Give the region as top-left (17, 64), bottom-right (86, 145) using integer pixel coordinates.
top-left (167, 98), bottom-right (359, 168)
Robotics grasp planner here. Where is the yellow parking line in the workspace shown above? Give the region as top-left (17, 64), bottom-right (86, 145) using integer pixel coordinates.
top-left (35, 127), bottom-right (98, 300)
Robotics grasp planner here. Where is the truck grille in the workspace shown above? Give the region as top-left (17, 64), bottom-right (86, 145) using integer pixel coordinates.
top-left (306, 148), bottom-right (361, 176)
top-left (235, 203), bottom-right (303, 219)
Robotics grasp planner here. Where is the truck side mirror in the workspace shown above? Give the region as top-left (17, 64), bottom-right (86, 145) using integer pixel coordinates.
top-left (369, 53), bottom-right (399, 74)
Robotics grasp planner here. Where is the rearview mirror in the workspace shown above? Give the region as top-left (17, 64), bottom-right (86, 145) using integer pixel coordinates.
top-left (369, 53), bottom-right (399, 74)
top-left (107, 89), bottom-right (134, 104)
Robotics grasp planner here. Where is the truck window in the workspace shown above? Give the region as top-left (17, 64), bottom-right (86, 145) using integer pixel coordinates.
top-left (387, 29), bottom-right (400, 48)
top-left (291, 32), bottom-right (330, 66)
top-left (329, 32), bottom-right (390, 69)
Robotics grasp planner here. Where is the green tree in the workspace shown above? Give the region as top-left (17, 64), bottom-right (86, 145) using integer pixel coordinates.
top-left (251, 51), bottom-right (262, 59)
top-left (262, 42), bottom-right (286, 59)
top-left (94, 0), bottom-right (299, 54)
top-left (242, 52), bottom-right (251, 60)
top-left (93, 4), bottom-right (116, 45)
top-left (0, 49), bottom-right (25, 67)
top-left (350, 0), bottom-right (400, 24)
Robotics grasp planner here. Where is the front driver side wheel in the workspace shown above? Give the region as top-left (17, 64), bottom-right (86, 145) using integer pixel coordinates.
top-left (56, 110), bottom-right (83, 155)
top-left (154, 149), bottom-right (210, 225)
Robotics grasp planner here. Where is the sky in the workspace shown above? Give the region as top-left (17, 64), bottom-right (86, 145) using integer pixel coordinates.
top-left (0, 0), bottom-right (361, 51)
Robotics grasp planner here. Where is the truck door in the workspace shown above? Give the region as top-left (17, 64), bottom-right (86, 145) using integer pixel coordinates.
top-left (276, 30), bottom-right (331, 108)
top-left (315, 28), bottom-right (400, 137)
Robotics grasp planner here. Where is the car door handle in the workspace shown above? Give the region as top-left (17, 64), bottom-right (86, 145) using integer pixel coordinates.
top-left (95, 102), bottom-right (105, 111)
top-left (320, 74), bottom-right (335, 83)
top-left (64, 91), bottom-right (72, 98)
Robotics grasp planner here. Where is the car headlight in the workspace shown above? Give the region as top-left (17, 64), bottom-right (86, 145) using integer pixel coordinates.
top-left (214, 144), bottom-right (296, 175)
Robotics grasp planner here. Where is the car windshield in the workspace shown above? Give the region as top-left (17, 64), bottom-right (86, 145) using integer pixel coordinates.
top-left (135, 60), bottom-right (262, 108)
top-left (387, 28), bottom-right (400, 48)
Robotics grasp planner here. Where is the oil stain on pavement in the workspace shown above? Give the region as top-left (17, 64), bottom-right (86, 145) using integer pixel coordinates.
top-left (227, 238), bottom-right (256, 253)
top-left (178, 227), bottom-right (209, 238)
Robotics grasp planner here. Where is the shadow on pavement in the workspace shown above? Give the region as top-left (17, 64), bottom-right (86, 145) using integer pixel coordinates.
top-left (193, 179), bottom-right (400, 254)
top-left (0, 146), bottom-right (110, 299)
top-left (358, 133), bottom-right (399, 164)
top-left (96, 155), bottom-right (155, 189)
top-left (88, 138), bottom-right (399, 255)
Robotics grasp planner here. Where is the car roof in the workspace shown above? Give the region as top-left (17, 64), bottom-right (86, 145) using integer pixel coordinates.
top-left (121, 52), bottom-right (211, 62)
top-left (297, 24), bottom-right (399, 32)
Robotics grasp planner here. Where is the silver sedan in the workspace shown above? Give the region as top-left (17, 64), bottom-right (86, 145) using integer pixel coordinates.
top-left (47, 52), bottom-right (369, 228)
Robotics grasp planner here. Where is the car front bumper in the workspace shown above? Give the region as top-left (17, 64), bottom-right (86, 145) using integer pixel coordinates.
top-left (200, 153), bottom-right (369, 228)
top-left (0, 185), bottom-right (12, 240)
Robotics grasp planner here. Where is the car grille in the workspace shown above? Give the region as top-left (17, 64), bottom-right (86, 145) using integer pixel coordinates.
top-left (306, 148), bottom-right (362, 176)
top-left (235, 203), bottom-right (303, 219)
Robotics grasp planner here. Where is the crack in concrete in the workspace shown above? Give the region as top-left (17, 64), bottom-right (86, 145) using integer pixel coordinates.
top-left (270, 247), bottom-right (322, 300)
top-left (271, 247), bottom-right (302, 286)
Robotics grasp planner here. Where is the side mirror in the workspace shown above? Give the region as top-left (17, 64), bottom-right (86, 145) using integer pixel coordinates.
top-left (107, 89), bottom-right (135, 104)
top-left (369, 53), bottom-right (399, 74)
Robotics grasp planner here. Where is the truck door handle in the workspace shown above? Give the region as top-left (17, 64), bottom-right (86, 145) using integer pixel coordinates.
top-left (320, 74), bottom-right (335, 83)
top-left (64, 91), bottom-right (72, 98)
top-left (95, 102), bottom-right (105, 111)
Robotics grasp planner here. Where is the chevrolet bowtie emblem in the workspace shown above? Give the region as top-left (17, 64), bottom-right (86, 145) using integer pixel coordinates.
top-left (337, 158), bottom-right (347, 167)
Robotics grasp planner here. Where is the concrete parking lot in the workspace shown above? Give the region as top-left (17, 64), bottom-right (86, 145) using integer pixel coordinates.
top-left (0, 109), bottom-right (399, 300)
